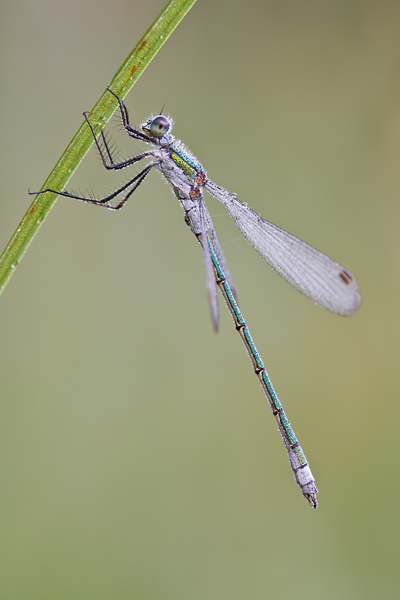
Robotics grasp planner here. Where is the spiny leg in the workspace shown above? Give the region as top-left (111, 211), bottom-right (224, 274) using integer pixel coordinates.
top-left (83, 111), bottom-right (155, 171)
top-left (106, 87), bottom-right (151, 142)
top-left (29, 163), bottom-right (155, 210)
top-left (99, 130), bottom-right (114, 165)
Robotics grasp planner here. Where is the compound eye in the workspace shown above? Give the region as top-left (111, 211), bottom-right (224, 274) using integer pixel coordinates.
top-left (149, 115), bottom-right (170, 137)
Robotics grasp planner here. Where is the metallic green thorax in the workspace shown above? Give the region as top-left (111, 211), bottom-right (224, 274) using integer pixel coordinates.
top-left (170, 142), bottom-right (202, 181)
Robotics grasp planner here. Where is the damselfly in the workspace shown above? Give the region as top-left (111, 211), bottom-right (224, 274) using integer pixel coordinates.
top-left (30, 88), bottom-right (362, 508)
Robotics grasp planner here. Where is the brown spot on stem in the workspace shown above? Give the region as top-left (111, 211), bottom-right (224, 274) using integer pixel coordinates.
top-left (138, 39), bottom-right (147, 50)
top-left (130, 64), bottom-right (137, 74)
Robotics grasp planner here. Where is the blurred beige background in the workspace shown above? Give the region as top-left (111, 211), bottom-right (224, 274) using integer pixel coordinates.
top-left (1, 0), bottom-right (399, 598)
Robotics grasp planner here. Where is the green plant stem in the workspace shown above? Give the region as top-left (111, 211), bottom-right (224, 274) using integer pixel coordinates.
top-left (0, 0), bottom-right (197, 296)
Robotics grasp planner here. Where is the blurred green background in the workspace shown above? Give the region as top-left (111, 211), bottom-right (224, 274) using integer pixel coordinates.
top-left (1, 0), bottom-right (399, 598)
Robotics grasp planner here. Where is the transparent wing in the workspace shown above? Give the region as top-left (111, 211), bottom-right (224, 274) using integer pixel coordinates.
top-left (198, 199), bottom-right (220, 331)
top-left (201, 198), bottom-right (237, 300)
top-left (204, 180), bottom-right (361, 316)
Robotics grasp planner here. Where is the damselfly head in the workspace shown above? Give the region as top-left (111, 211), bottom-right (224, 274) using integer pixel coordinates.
top-left (142, 115), bottom-right (171, 138)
